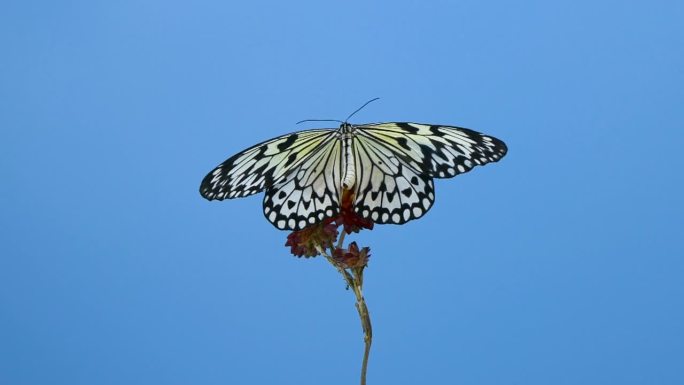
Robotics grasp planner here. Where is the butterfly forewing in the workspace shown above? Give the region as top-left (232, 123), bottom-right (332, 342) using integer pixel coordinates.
top-left (355, 123), bottom-right (507, 179)
top-left (200, 129), bottom-right (335, 200)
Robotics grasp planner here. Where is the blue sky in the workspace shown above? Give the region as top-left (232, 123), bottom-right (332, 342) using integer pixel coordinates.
top-left (2, 1), bottom-right (683, 384)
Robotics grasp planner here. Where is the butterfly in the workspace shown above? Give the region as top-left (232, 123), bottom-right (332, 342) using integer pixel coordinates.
top-left (200, 119), bottom-right (507, 231)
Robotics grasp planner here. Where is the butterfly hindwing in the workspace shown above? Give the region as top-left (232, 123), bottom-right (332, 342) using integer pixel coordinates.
top-left (263, 137), bottom-right (343, 230)
top-left (200, 129), bottom-right (335, 200)
top-left (352, 134), bottom-right (435, 224)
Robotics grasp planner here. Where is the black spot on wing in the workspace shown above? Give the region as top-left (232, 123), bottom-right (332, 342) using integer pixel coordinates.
top-left (284, 153), bottom-right (298, 167)
top-left (396, 122), bottom-right (419, 134)
top-left (396, 137), bottom-right (411, 151)
top-left (277, 134), bottom-right (299, 151)
top-left (386, 191), bottom-right (396, 203)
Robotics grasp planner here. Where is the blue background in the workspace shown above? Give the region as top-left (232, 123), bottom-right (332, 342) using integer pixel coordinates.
top-left (2, 1), bottom-right (683, 384)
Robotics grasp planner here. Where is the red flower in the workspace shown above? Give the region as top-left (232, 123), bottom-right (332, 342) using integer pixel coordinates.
top-left (285, 219), bottom-right (339, 257)
top-left (336, 189), bottom-right (374, 234)
top-left (332, 242), bottom-right (371, 269)
top-left (285, 189), bottom-right (374, 257)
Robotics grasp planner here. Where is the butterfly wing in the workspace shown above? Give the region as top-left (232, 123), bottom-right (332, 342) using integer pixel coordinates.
top-left (200, 129), bottom-right (336, 200)
top-left (352, 133), bottom-right (435, 224)
top-left (355, 122), bottom-right (507, 179)
top-left (351, 122), bottom-right (507, 224)
top-left (263, 137), bottom-right (343, 230)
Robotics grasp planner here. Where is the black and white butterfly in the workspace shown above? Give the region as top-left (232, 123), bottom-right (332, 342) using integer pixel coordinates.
top-left (200, 119), bottom-right (507, 231)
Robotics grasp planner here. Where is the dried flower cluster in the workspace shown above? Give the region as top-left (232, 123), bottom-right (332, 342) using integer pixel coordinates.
top-left (333, 242), bottom-right (371, 269)
top-left (285, 219), bottom-right (339, 257)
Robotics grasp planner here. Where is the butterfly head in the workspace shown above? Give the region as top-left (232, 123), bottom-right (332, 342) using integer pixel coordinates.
top-left (339, 122), bottom-right (355, 134)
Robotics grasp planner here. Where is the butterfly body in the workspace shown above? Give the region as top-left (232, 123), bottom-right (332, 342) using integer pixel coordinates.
top-left (338, 123), bottom-right (358, 190)
top-left (201, 122), bottom-right (507, 230)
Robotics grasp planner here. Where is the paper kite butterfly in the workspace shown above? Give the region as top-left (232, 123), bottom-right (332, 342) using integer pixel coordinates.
top-left (200, 113), bottom-right (507, 231)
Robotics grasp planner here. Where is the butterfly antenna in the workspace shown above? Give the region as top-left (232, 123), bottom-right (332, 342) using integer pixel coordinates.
top-left (296, 118), bottom-right (344, 125)
top-left (345, 97), bottom-right (380, 122)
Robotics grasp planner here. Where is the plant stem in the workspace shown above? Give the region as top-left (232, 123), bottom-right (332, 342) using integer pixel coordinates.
top-left (316, 245), bottom-right (373, 385)
top-left (351, 270), bottom-right (372, 385)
